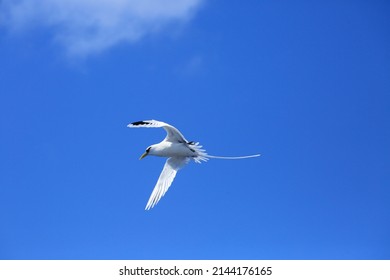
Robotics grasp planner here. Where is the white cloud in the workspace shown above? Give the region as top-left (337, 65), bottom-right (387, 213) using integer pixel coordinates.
top-left (0, 0), bottom-right (203, 56)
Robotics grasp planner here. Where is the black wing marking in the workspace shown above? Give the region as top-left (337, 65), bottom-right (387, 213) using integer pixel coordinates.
top-left (131, 121), bottom-right (151, 126)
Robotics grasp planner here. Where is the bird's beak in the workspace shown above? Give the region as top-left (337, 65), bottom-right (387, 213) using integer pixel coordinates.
top-left (139, 152), bottom-right (148, 160)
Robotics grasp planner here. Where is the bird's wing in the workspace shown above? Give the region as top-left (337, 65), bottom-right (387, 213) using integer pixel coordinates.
top-left (145, 157), bottom-right (189, 210)
top-left (127, 120), bottom-right (188, 143)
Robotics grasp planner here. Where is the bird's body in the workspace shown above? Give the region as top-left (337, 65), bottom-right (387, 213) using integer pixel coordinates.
top-left (148, 141), bottom-right (197, 158)
top-left (127, 120), bottom-right (260, 210)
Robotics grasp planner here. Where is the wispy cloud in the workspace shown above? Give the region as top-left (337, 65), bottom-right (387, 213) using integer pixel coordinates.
top-left (0, 0), bottom-right (203, 56)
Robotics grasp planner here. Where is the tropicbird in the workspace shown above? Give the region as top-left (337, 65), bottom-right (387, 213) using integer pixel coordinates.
top-left (127, 120), bottom-right (260, 210)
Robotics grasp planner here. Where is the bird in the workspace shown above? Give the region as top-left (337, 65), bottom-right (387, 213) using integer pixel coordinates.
top-left (127, 120), bottom-right (260, 210)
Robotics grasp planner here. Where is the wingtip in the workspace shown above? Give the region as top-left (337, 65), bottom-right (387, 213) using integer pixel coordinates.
top-left (145, 201), bottom-right (154, 210)
top-left (145, 204), bottom-right (153, 211)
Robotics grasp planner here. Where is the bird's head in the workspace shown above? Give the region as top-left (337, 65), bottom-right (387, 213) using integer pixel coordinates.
top-left (139, 146), bottom-right (152, 160)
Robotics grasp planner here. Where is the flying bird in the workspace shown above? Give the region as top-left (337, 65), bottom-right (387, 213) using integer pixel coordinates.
top-left (127, 120), bottom-right (260, 210)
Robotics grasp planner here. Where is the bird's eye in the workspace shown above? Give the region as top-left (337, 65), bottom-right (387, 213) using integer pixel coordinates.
top-left (146, 147), bottom-right (151, 153)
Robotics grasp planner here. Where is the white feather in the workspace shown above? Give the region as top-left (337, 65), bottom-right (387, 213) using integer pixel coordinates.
top-left (145, 157), bottom-right (189, 210)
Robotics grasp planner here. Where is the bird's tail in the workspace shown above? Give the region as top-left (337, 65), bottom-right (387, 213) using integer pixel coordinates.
top-left (189, 141), bottom-right (260, 163)
top-left (206, 154), bottom-right (261, 160)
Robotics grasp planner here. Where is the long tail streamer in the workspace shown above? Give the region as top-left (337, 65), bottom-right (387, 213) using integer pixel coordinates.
top-left (206, 154), bottom-right (261, 160)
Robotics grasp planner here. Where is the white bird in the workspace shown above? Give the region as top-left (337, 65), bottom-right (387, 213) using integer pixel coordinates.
top-left (127, 120), bottom-right (260, 210)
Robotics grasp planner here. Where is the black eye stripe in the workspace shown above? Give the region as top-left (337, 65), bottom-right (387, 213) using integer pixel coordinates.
top-left (146, 147), bottom-right (151, 152)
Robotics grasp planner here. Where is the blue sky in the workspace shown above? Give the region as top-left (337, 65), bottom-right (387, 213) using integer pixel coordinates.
top-left (0, 0), bottom-right (389, 260)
